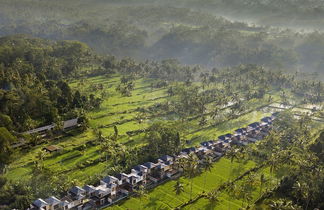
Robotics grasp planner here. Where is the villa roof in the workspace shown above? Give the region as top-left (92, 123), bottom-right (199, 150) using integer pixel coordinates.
top-left (133, 165), bottom-right (148, 172)
top-left (218, 135), bottom-right (226, 141)
top-left (225, 133), bottom-right (233, 138)
top-left (69, 186), bottom-right (85, 195)
top-left (83, 185), bottom-right (96, 193)
top-left (45, 196), bottom-right (61, 206)
top-left (143, 162), bottom-right (156, 169)
top-left (235, 128), bottom-right (246, 134)
top-left (248, 122), bottom-right (260, 128)
top-left (102, 176), bottom-right (119, 184)
top-left (261, 117), bottom-right (272, 122)
top-left (159, 155), bottom-right (173, 162)
top-left (33, 199), bottom-right (48, 208)
top-left (181, 147), bottom-right (196, 154)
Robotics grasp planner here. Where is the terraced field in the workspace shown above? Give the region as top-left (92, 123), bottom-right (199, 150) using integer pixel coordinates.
top-left (6, 74), bottom-right (273, 184)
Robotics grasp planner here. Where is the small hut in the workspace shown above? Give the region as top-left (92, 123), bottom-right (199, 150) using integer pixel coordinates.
top-left (43, 145), bottom-right (62, 153)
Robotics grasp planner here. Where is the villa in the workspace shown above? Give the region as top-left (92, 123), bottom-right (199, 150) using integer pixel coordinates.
top-left (29, 115), bottom-right (274, 210)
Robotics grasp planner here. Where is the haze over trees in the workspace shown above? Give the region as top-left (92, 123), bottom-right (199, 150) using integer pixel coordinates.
top-left (1, 0), bottom-right (324, 76)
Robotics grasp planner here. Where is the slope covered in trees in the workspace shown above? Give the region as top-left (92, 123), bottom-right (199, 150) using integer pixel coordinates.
top-left (0, 35), bottom-right (100, 132)
top-left (1, 0), bottom-right (324, 75)
top-left (0, 35), bottom-right (323, 209)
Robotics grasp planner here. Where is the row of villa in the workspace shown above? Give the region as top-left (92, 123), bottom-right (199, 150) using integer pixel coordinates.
top-left (29, 114), bottom-right (276, 210)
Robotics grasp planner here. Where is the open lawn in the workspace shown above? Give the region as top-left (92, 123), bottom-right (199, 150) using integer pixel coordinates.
top-left (106, 158), bottom-right (256, 210)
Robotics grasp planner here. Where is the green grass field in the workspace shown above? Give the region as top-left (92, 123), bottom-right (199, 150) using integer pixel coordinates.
top-left (6, 75), bottom-right (273, 183)
top-left (105, 159), bottom-right (287, 210)
top-left (107, 158), bottom-right (257, 210)
top-left (5, 74), bottom-right (323, 209)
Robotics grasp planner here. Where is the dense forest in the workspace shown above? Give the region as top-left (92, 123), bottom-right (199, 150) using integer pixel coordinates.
top-left (1, 0), bottom-right (324, 75)
top-left (0, 35), bottom-right (102, 132)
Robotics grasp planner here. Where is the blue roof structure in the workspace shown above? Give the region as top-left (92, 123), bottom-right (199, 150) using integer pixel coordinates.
top-left (143, 162), bottom-right (156, 169)
top-left (261, 117), bottom-right (272, 123)
top-left (218, 135), bottom-right (226, 141)
top-left (248, 122), bottom-right (260, 128)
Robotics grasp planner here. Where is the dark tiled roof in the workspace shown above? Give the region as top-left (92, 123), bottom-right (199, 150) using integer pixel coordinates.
top-left (218, 135), bottom-right (226, 141)
top-left (69, 186), bottom-right (85, 195)
top-left (159, 155), bottom-right (173, 162)
top-left (45, 196), bottom-right (61, 205)
top-left (102, 176), bottom-right (118, 184)
top-left (181, 147), bottom-right (196, 154)
top-left (248, 122), bottom-right (260, 128)
top-left (225, 133), bottom-right (233, 138)
top-left (261, 117), bottom-right (272, 122)
top-left (33, 199), bottom-right (48, 208)
top-left (143, 162), bottom-right (156, 169)
top-left (235, 128), bottom-right (246, 134)
top-left (83, 185), bottom-right (96, 193)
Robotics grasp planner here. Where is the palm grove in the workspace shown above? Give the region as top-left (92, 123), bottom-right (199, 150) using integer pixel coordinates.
top-left (0, 35), bottom-right (323, 209)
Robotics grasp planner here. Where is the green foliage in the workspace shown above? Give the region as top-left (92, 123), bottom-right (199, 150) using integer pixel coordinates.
top-left (145, 121), bottom-right (182, 157)
top-left (0, 35), bottom-right (101, 131)
top-left (1, 1), bottom-right (324, 74)
top-left (0, 127), bottom-right (17, 167)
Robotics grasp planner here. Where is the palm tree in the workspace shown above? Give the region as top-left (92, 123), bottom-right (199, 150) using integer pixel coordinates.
top-left (269, 199), bottom-right (300, 210)
top-left (226, 147), bottom-right (238, 210)
top-left (202, 156), bottom-right (214, 192)
top-left (268, 154), bottom-right (280, 184)
top-left (259, 173), bottom-right (267, 196)
top-left (100, 139), bottom-right (111, 163)
top-left (134, 185), bottom-right (147, 210)
top-left (36, 150), bottom-right (46, 170)
top-left (207, 191), bottom-right (220, 208)
top-left (227, 147), bottom-right (239, 164)
top-left (173, 180), bottom-right (184, 195)
top-left (184, 153), bottom-right (199, 200)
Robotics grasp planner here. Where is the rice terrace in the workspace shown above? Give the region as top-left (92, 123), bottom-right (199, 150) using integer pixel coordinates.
top-left (0, 1), bottom-right (324, 210)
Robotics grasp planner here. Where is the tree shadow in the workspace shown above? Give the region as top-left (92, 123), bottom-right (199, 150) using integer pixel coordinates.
top-left (203, 199), bottom-right (219, 210)
top-left (144, 196), bottom-right (160, 209)
top-left (231, 162), bottom-right (246, 177)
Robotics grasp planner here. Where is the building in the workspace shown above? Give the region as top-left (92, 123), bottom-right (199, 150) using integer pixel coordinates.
top-left (31, 198), bottom-right (49, 210)
top-left (30, 115), bottom-right (275, 210)
top-left (44, 196), bottom-right (61, 210)
top-left (43, 145), bottom-right (62, 153)
top-left (25, 124), bottom-right (56, 135)
top-left (63, 118), bottom-right (79, 130)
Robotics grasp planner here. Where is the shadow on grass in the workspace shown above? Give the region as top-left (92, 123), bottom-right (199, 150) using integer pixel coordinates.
top-left (204, 199), bottom-right (219, 210)
top-left (144, 196), bottom-right (160, 209)
top-left (188, 117), bottom-right (249, 136)
top-left (231, 162), bottom-right (247, 177)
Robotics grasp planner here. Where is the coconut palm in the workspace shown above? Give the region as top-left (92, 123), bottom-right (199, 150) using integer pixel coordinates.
top-left (269, 199), bottom-right (300, 210)
top-left (226, 147), bottom-right (239, 210)
top-left (173, 180), bottom-right (184, 195)
top-left (202, 156), bottom-right (214, 192)
top-left (259, 173), bottom-right (267, 196)
top-left (134, 185), bottom-right (147, 210)
top-left (207, 190), bottom-right (220, 208)
top-left (184, 153), bottom-right (199, 200)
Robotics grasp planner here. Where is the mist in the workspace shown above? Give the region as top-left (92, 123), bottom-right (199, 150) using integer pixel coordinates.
top-left (1, 0), bottom-right (324, 77)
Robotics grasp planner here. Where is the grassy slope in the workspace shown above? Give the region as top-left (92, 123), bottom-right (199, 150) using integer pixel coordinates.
top-left (6, 75), bottom-right (272, 183)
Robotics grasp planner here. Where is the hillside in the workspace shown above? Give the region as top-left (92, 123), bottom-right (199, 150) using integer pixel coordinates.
top-left (1, 0), bottom-right (324, 75)
top-left (0, 35), bottom-right (323, 209)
